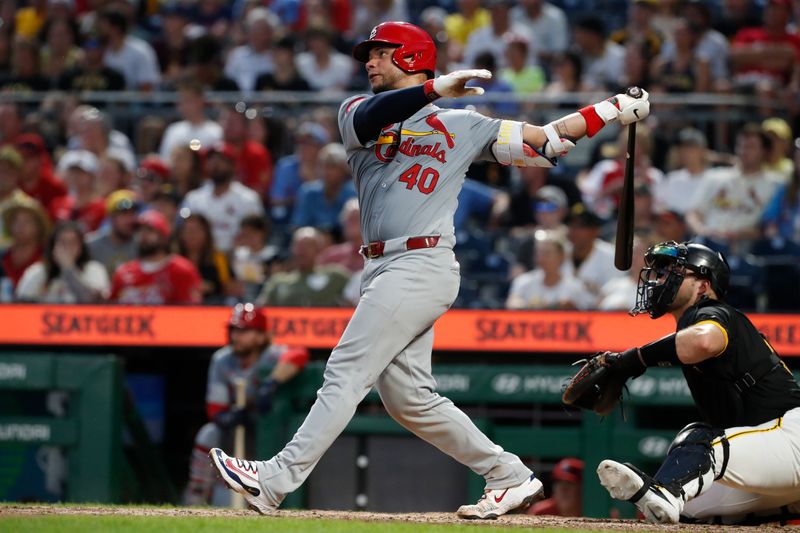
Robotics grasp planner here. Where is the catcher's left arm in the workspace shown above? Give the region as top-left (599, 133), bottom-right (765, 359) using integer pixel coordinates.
top-left (562, 334), bottom-right (682, 415)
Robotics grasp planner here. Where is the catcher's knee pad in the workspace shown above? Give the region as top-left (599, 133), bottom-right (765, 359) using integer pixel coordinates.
top-left (655, 422), bottom-right (729, 501)
top-left (668, 422), bottom-right (725, 454)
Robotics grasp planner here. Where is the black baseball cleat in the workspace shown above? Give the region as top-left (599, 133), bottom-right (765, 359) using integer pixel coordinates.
top-left (597, 459), bottom-right (682, 524)
top-left (209, 448), bottom-right (275, 514)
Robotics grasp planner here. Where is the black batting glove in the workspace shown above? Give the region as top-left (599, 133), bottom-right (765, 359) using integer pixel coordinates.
top-left (256, 378), bottom-right (278, 415)
top-left (213, 407), bottom-right (250, 429)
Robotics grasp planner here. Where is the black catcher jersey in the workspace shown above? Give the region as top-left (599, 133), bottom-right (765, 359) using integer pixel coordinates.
top-left (677, 297), bottom-right (800, 428)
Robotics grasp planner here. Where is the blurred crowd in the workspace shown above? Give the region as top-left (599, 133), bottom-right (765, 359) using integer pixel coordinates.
top-left (0, 0), bottom-right (799, 311)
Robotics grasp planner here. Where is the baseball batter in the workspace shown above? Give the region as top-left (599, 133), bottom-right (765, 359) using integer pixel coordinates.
top-left (211, 21), bottom-right (650, 518)
top-left (588, 242), bottom-right (800, 525)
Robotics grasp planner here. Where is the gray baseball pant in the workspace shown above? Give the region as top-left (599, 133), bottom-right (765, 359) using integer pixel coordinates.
top-left (253, 247), bottom-right (532, 507)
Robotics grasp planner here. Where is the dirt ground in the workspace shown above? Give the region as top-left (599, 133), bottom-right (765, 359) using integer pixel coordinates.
top-left (0, 504), bottom-right (794, 531)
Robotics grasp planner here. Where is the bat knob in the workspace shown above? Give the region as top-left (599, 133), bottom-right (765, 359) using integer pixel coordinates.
top-left (626, 86), bottom-right (643, 98)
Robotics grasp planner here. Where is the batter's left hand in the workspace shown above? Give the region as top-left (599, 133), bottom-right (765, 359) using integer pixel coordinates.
top-left (613, 87), bottom-right (650, 125)
top-left (432, 69), bottom-right (492, 98)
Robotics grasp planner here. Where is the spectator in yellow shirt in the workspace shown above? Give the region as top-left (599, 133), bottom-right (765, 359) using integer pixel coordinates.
top-left (444, 0), bottom-right (490, 61)
top-left (14, 1), bottom-right (47, 39)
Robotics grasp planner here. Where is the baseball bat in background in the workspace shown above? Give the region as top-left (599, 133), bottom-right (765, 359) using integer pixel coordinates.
top-left (614, 86), bottom-right (642, 271)
top-left (232, 377), bottom-right (247, 509)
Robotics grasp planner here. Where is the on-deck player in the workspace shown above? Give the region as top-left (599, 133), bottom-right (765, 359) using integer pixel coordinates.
top-left (594, 241), bottom-right (800, 525)
top-left (210, 21), bottom-right (650, 519)
top-left (185, 303), bottom-right (309, 506)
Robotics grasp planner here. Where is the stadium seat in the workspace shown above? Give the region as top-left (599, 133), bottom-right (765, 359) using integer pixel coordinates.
top-left (748, 239), bottom-right (800, 312)
top-left (725, 254), bottom-right (764, 312)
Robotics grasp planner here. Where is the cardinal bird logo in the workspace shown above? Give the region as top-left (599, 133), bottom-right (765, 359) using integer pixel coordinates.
top-left (424, 114), bottom-right (455, 149)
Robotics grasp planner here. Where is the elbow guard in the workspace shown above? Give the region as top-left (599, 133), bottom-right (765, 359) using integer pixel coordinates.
top-left (492, 120), bottom-right (558, 168)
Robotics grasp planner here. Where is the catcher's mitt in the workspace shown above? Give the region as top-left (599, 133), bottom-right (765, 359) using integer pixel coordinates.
top-left (561, 352), bottom-right (630, 416)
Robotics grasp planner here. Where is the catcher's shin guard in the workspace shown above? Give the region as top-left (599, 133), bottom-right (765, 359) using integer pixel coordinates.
top-left (653, 422), bottom-right (729, 504)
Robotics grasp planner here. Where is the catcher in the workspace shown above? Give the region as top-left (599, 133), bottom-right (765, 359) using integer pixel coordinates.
top-left (563, 241), bottom-right (800, 524)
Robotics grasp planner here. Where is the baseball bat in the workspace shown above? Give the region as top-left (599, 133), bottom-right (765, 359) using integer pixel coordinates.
top-left (614, 87), bottom-right (641, 271)
top-left (232, 377), bottom-right (247, 509)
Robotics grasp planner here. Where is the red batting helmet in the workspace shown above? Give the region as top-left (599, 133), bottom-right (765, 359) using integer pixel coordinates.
top-left (353, 21), bottom-right (436, 78)
top-left (228, 303), bottom-right (267, 331)
top-left (552, 458), bottom-right (584, 484)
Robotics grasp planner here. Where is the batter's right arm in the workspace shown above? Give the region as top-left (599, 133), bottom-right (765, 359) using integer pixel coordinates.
top-left (350, 69), bottom-right (493, 145)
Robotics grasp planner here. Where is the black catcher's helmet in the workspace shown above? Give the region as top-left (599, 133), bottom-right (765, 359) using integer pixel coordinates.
top-left (631, 241), bottom-right (730, 318)
top-left (685, 242), bottom-right (730, 298)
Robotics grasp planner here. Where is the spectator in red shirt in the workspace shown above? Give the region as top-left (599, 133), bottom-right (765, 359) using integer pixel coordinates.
top-left (0, 197), bottom-right (49, 290)
top-left (578, 124), bottom-right (663, 219)
top-left (219, 105), bottom-right (272, 197)
top-left (294, 0), bottom-right (351, 34)
top-left (15, 133), bottom-right (67, 213)
top-left (50, 150), bottom-right (106, 232)
top-left (731, 0), bottom-right (800, 91)
top-left (529, 458), bottom-right (584, 517)
top-left (110, 210), bottom-right (202, 304)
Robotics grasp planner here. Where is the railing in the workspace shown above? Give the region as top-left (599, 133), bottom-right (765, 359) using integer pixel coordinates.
top-left (5, 90), bottom-right (786, 107)
top-left (5, 90), bottom-right (788, 156)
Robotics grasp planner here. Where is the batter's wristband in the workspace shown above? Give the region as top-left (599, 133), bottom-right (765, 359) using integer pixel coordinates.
top-left (639, 333), bottom-right (680, 367)
top-left (578, 104), bottom-right (606, 138)
top-left (423, 79), bottom-right (441, 101)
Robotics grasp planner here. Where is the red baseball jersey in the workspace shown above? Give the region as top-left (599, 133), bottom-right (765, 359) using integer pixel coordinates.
top-left (49, 196), bottom-right (106, 232)
top-left (235, 141), bottom-right (272, 196)
top-left (110, 255), bottom-right (202, 304)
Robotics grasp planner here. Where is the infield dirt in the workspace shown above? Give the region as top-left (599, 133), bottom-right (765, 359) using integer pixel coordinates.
top-left (0, 504), bottom-right (792, 531)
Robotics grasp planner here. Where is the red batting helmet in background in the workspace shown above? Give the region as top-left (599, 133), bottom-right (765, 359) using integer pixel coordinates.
top-left (552, 458), bottom-right (584, 484)
top-left (352, 21), bottom-right (437, 78)
top-left (228, 303), bottom-right (267, 331)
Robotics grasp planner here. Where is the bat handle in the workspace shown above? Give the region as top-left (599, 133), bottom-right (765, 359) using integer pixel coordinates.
top-left (231, 377), bottom-right (248, 509)
top-left (627, 122), bottom-right (637, 157)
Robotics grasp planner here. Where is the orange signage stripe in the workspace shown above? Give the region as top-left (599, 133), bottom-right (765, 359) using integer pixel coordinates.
top-left (0, 304), bottom-right (799, 356)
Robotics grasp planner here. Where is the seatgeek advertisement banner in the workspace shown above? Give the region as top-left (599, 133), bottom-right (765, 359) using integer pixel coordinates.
top-left (1, 305), bottom-right (799, 356)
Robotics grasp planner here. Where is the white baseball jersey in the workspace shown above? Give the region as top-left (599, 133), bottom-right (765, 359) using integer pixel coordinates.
top-left (182, 181), bottom-right (265, 252)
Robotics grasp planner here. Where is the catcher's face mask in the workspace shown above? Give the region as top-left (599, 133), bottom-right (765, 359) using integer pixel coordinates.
top-left (631, 241), bottom-right (688, 318)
